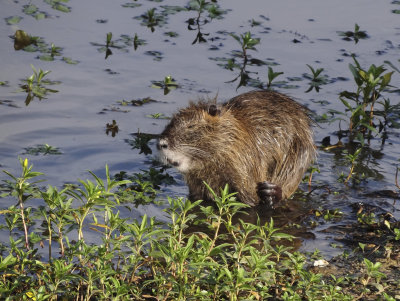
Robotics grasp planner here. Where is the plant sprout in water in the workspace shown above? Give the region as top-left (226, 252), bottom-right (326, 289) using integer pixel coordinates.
top-left (19, 64), bottom-right (59, 105)
top-left (151, 75), bottom-right (179, 95)
top-left (337, 23), bottom-right (368, 44)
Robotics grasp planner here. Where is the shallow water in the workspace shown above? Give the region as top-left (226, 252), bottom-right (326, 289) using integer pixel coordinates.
top-left (1, 0), bottom-right (399, 256)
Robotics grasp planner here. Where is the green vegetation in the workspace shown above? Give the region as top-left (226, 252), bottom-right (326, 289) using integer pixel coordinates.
top-left (151, 75), bottom-right (179, 95)
top-left (304, 64), bottom-right (328, 93)
top-left (1, 160), bottom-right (399, 300)
top-left (339, 56), bottom-right (394, 137)
top-left (337, 23), bottom-right (369, 43)
top-left (19, 65), bottom-right (59, 105)
top-left (13, 30), bottom-right (78, 64)
top-left (23, 144), bottom-right (62, 156)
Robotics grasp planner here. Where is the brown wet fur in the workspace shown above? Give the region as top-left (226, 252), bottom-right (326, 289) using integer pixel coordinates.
top-left (159, 90), bottom-right (316, 207)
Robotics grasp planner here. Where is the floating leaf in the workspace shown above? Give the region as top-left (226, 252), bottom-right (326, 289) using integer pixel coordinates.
top-left (23, 144), bottom-right (62, 155)
top-left (62, 57), bottom-right (79, 64)
top-left (53, 4), bottom-right (70, 12)
top-left (23, 4), bottom-right (38, 15)
top-left (38, 55), bottom-right (55, 61)
top-left (5, 16), bottom-right (22, 25)
top-left (35, 13), bottom-right (47, 20)
top-left (122, 3), bottom-right (141, 8)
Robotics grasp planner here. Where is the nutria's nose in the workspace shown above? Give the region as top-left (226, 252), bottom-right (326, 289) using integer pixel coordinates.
top-left (157, 138), bottom-right (168, 150)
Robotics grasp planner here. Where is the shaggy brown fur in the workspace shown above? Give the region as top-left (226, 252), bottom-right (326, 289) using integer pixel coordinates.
top-left (158, 90), bottom-right (316, 207)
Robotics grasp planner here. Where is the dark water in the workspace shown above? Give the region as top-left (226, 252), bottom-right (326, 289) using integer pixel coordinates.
top-left (1, 0), bottom-right (399, 256)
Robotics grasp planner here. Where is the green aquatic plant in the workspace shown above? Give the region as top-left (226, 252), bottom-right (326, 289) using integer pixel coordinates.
top-left (266, 66), bottom-right (284, 89)
top-left (146, 112), bottom-right (168, 119)
top-left (226, 31), bottom-right (261, 89)
top-left (13, 30), bottom-right (78, 64)
top-left (19, 64), bottom-right (59, 105)
top-left (337, 23), bottom-right (368, 44)
top-left (39, 43), bottom-right (63, 61)
top-left (186, 0), bottom-right (227, 44)
top-left (44, 0), bottom-right (71, 13)
top-left (91, 32), bottom-right (133, 59)
top-left (5, 16), bottom-right (22, 25)
top-left (151, 75), bottom-right (179, 95)
top-left (137, 8), bottom-right (163, 32)
top-left (23, 4), bottom-right (47, 20)
top-left (304, 64), bottom-right (328, 92)
top-left (23, 144), bottom-right (62, 155)
top-left (105, 32), bottom-right (113, 59)
top-left (117, 97), bottom-right (156, 107)
top-left (133, 33), bottom-right (146, 50)
top-left (231, 31), bottom-right (260, 64)
top-left (340, 56), bottom-right (394, 137)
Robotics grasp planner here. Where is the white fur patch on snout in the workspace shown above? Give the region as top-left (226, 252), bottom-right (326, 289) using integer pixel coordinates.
top-left (159, 147), bottom-right (191, 173)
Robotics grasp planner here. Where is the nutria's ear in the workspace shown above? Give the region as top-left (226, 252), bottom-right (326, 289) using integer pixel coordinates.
top-left (207, 104), bottom-right (221, 116)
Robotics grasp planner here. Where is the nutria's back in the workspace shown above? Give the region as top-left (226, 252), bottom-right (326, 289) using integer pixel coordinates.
top-left (158, 90), bottom-right (316, 207)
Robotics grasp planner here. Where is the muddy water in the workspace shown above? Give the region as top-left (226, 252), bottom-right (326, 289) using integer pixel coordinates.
top-left (0, 0), bottom-right (399, 256)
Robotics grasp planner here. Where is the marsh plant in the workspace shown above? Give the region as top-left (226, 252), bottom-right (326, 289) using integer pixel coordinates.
top-left (151, 75), bottom-right (179, 95)
top-left (0, 158), bottom-right (380, 300)
top-left (337, 23), bottom-right (369, 44)
top-left (304, 64), bottom-right (328, 93)
top-left (338, 56), bottom-right (395, 139)
top-left (19, 64), bottom-right (59, 105)
top-left (266, 66), bottom-right (284, 89)
top-left (227, 31), bottom-right (261, 89)
top-left (187, 0), bottom-right (227, 44)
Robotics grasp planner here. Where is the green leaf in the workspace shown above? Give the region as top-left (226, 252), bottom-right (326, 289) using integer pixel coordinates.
top-left (0, 254), bottom-right (17, 270)
top-left (35, 13), bottom-right (47, 20)
top-left (381, 71), bottom-right (394, 88)
top-left (339, 98), bottom-right (352, 110)
top-left (53, 4), bottom-right (71, 13)
top-left (23, 4), bottom-right (39, 15)
top-left (62, 57), bottom-right (79, 65)
top-left (39, 55), bottom-right (55, 61)
top-left (5, 16), bottom-right (22, 25)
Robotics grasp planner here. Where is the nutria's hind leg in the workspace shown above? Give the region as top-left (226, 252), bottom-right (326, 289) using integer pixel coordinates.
top-left (257, 181), bottom-right (282, 208)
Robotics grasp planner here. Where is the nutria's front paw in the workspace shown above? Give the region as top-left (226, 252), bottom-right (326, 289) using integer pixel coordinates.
top-left (257, 181), bottom-right (282, 208)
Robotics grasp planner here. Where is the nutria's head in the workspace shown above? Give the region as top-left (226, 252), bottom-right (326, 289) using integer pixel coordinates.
top-left (158, 101), bottom-right (224, 173)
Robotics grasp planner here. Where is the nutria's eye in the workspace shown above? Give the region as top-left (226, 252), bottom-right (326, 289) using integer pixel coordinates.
top-left (188, 124), bottom-right (195, 129)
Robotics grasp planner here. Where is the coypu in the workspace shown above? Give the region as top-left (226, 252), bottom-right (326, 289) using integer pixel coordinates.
top-left (158, 90), bottom-right (316, 207)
